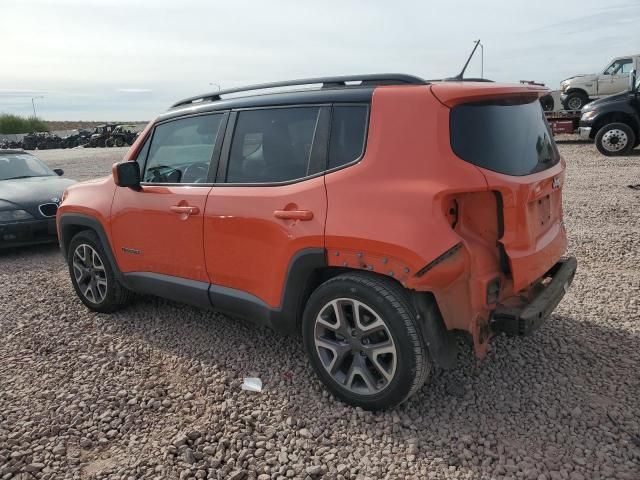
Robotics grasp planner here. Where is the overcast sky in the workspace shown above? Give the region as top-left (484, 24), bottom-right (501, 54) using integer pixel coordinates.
top-left (2, 0), bottom-right (639, 121)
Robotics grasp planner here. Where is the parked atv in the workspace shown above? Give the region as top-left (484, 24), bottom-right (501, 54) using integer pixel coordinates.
top-left (60, 129), bottom-right (92, 149)
top-left (106, 125), bottom-right (138, 147)
top-left (87, 124), bottom-right (116, 148)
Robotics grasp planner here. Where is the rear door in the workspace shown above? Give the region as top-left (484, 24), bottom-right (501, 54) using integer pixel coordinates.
top-left (204, 106), bottom-right (329, 308)
top-left (111, 113), bottom-right (227, 282)
top-left (448, 96), bottom-right (566, 291)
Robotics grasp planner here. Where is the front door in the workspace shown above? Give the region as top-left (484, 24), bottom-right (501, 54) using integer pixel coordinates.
top-left (204, 106), bottom-right (329, 308)
top-left (111, 112), bottom-right (226, 282)
top-left (599, 58), bottom-right (633, 95)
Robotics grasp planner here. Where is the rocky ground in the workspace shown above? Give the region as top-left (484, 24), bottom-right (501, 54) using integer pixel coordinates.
top-left (1, 144), bottom-right (639, 479)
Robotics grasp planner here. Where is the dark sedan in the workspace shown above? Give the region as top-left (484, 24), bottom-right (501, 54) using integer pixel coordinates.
top-left (0, 150), bottom-right (75, 248)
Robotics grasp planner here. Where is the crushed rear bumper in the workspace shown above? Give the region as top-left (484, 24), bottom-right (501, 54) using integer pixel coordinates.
top-left (490, 256), bottom-right (577, 336)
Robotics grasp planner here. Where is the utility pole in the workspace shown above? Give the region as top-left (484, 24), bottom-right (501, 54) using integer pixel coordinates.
top-left (209, 83), bottom-right (221, 92)
top-left (31, 96), bottom-right (44, 118)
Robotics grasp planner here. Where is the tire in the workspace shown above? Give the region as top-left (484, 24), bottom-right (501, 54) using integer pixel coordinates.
top-left (540, 94), bottom-right (554, 112)
top-left (105, 138), bottom-right (114, 148)
top-left (302, 272), bottom-right (432, 410)
top-left (114, 137), bottom-right (124, 147)
top-left (595, 123), bottom-right (636, 156)
top-left (563, 91), bottom-right (588, 111)
top-left (67, 230), bottom-right (133, 313)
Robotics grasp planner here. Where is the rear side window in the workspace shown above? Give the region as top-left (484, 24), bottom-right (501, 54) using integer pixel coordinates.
top-left (226, 107), bottom-right (321, 183)
top-left (328, 105), bottom-right (368, 169)
top-left (450, 98), bottom-right (559, 176)
top-left (142, 114), bottom-right (223, 184)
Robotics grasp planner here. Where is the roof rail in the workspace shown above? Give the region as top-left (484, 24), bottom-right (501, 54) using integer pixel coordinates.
top-left (170, 73), bottom-right (427, 108)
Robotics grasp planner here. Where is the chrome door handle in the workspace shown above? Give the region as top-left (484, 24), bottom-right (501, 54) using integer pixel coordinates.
top-left (273, 209), bottom-right (313, 221)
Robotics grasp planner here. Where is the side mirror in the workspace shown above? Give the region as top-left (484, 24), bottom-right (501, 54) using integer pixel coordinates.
top-left (53, 168), bottom-right (64, 176)
top-left (113, 161), bottom-right (140, 189)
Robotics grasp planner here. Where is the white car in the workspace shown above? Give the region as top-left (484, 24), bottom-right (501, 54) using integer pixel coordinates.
top-left (560, 54), bottom-right (640, 110)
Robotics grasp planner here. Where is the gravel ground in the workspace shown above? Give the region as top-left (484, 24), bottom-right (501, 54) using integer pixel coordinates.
top-left (1, 145), bottom-right (639, 480)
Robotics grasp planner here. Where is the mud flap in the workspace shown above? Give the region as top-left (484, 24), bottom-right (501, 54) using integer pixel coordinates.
top-left (412, 292), bottom-right (458, 370)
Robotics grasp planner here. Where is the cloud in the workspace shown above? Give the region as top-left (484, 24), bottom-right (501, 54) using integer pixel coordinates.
top-left (116, 88), bottom-right (152, 94)
top-left (1, 0), bottom-right (637, 119)
top-left (0, 90), bottom-right (47, 97)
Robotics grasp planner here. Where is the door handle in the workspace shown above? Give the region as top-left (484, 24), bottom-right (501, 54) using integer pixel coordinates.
top-left (170, 205), bottom-right (200, 215)
top-left (274, 209), bottom-right (313, 221)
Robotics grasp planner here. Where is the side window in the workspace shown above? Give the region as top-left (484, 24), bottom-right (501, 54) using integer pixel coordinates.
top-left (328, 105), bottom-right (368, 169)
top-left (605, 59), bottom-right (633, 75)
top-left (142, 114), bottom-right (223, 184)
top-left (226, 107), bottom-right (321, 183)
top-left (619, 59), bottom-right (633, 74)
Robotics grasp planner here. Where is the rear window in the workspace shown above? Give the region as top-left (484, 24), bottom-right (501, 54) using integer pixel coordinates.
top-left (450, 98), bottom-right (559, 176)
top-left (328, 105), bottom-right (368, 169)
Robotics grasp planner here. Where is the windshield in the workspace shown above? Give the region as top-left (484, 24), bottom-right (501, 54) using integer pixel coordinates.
top-left (450, 97), bottom-right (560, 176)
top-left (0, 153), bottom-right (55, 181)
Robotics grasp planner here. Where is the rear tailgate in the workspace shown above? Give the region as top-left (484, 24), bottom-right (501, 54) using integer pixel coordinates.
top-left (432, 82), bottom-right (568, 292)
top-left (482, 164), bottom-right (567, 291)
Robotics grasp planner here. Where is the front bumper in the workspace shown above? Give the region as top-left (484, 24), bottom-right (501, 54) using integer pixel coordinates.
top-left (578, 127), bottom-right (592, 139)
top-left (490, 257), bottom-right (577, 336)
top-left (0, 218), bottom-right (58, 249)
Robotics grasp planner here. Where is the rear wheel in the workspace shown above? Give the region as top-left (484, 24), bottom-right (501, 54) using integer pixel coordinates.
top-left (68, 230), bottom-right (133, 313)
top-left (302, 272), bottom-right (431, 410)
top-left (563, 91), bottom-right (588, 111)
top-left (114, 137), bottom-right (125, 147)
top-left (540, 94), bottom-right (554, 112)
top-left (595, 123), bottom-right (635, 156)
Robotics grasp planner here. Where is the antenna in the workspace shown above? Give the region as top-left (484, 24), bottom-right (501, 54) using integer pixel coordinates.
top-left (448, 39), bottom-right (482, 81)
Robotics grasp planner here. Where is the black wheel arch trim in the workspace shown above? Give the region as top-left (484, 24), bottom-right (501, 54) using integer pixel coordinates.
top-left (591, 109), bottom-right (640, 136)
top-left (58, 213), bottom-right (123, 280)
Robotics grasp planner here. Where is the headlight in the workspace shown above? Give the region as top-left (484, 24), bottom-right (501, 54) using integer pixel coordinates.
top-left (0, 209), bottom-right (34, 222)
top-left (581, 110), bottom-right (597, 121)
top-left (560, 83), bottom-right (568, 93)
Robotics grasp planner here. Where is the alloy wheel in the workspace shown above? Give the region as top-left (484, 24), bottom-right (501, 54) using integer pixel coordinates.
top-left (567, 96), bottom-right (583, 110)
top-left (72, 243), bottom-right (108, 304)
top-left (601, 129), bottom-right (628, 153)
top-left (314, 298), bottom-right (397, 395)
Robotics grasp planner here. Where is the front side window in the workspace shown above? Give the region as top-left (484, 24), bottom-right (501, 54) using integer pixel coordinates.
top-left (328, 105), bottom-right (368, 169)
top-left (226, 107), bottom-right (321, 183)
top-left (450, 98), bottom-right (560, 176)
top-left (604, 58), bottom-right (633, 75)
top-left (142, 114), bottom-right (223, 184)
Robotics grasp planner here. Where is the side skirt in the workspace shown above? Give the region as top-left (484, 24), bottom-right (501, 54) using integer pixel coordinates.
top-left (121, 248), bottom-right (327, 334)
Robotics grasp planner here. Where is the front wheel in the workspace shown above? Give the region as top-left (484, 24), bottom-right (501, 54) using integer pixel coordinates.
top-left (302, 272), bottom-right (432, 410)
top-left (563, 91), bottom-right (588, 111)
top-left (68, 230), bottom-right (133, 313)
top-left (595, 123), bottom-right (636, 156)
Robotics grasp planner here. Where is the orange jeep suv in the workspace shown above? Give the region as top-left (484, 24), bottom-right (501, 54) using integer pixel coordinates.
top-left (58, 74), bottom-right (577, 410)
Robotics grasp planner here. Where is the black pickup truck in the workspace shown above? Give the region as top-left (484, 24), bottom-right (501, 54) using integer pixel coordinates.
top-left (579, 72), bottom-right (640, 156)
